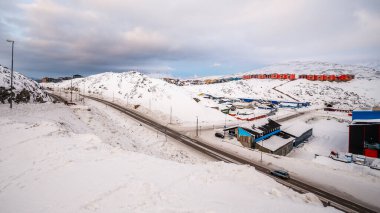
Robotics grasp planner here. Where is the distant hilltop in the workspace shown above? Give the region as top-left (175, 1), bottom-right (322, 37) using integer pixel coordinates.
top-left (163, 61), bottom-right (378, 86)
top-left (40, 74), bottom-right (83, 83)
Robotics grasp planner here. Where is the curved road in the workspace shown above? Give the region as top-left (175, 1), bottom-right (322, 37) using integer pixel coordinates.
top-left (53, 93), bottom-right (377, 213)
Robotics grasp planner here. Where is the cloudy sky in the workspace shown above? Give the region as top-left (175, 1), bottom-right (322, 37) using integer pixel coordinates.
top-left (0, 0), bottom-right (379, 78)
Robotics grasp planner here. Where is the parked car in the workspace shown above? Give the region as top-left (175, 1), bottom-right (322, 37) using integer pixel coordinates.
top-left (354, 155), bottom-right (366, 165)
top-left (215, 132), bottom-right (224, 138)
top-left (270, 170), bottom-right (290, 179)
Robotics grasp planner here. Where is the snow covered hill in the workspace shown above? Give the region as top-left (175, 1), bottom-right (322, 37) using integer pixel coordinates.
top-left (277, 78), bottom-right (379, 108)
top-left (0, 65), bottom-right (50, 104)
top-left (185, 61), bottom-right (379, 81)
top-left (43, 72), bottom-right (227, 125)
top-left (184, 61), bottom-right (380, 109)
top-left (184, 79), bottom-right (286, 100)
top-left (241, 61), bottom-right (379, 79)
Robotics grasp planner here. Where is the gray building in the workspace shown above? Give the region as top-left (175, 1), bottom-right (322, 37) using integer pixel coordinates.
top-left (280, 121), bottom-right (313, 147)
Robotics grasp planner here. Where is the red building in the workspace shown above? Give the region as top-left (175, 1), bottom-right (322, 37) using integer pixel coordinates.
top-left (327, 75), bottom-right (336, 81)
top-left (299, 74), bottom-right (307, 79)
top-left (338, 74), bottom-right (348, 81)
top-left (243, 75), bottom-right (252, 80)
top-left (289, 74), bottom-right (296, 80)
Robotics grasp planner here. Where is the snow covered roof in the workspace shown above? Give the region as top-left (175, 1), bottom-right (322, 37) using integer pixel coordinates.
top-left (351, 119), bottom-right (380, 124)
top-left (257, 135), bottom-right (294, 152)
top-left (251, 128), bottom-right (263, 134)
top-left (280, 121), bottom-right (312, 137)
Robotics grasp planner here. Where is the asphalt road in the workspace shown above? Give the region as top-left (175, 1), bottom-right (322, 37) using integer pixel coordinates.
top-left (51, 93), bottom-right (377, 213)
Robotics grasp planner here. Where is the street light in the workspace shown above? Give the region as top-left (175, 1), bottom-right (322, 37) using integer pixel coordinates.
top-left (6, 39), bottom-right (14, 109)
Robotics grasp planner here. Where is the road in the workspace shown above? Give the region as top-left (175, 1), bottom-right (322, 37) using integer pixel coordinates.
top-left (51, 93), bottom-right (377, 213)
top-left (274, 111), bottom-right (307, 123)
top-left (272, 81), bottom-right (300, 102)
top-left (49, 93), bottom-right (67, 103)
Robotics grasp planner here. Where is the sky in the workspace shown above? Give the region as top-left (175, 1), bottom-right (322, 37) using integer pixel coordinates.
top-left (0, 0), bottom-right (379, 79)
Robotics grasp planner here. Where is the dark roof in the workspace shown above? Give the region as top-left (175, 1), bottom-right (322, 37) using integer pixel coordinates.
top-left (223, 125), bottom-right (239, 131)
top-left (260, 119), bottom-right (281, 132)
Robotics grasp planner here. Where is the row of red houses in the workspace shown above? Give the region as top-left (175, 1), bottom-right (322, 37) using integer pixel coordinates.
top-left (242, 73), bottom-right (355, 82)
top-left (298, 74), bottom-right (354, 81)
top-left (243, 74), bottom-right (296, 80)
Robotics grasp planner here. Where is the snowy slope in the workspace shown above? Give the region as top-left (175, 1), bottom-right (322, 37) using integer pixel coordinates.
top-left (185, 61), bottom-right (379, 81)
top-left (43, 72), bottom-right (227, 125)
top-left (0, 65), bottom-right (50, 103)
top-left (0, 104), bottom-right (338, 213)
top-left (240, 61), bottom-right (379, 79)
top-left (184, 79), bottom-right (287, 100)
top-left (73, 98), bottom-right (211, 164)
top-left (183, 61), bottom-right (380, 108)
top-left (278, 78), bottom-right (379, 108)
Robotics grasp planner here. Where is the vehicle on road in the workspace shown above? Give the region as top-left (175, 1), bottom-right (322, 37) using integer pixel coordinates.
top-left (215, 132), bottom-right (224, 138)
top-left (354, 155), bottom-right (366, 165)
top-left (270, 169), bottom-right (290, 179)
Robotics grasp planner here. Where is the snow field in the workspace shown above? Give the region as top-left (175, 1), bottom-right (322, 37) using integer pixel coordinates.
top-left (0, 104), bottom-right (338, 213)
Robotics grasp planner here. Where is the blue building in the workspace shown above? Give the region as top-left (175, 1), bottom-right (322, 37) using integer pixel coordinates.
top-left (224, 119), bottom-right (281, 148)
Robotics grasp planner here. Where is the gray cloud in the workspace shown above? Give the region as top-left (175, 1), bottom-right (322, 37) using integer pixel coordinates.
top-left (0, 0), bottom-right (379, 78)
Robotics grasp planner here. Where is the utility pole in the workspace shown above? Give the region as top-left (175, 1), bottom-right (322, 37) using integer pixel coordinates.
top-left (224, 114), bottom-right (227, 137)
top-left (260, 140), bottom-right (264, 163)
top-left (6, 39), bottom-right (14, 109)
top-left (83, 79), bottom-right (85, 104)
top-left (196, 116), bottom-right (199, 137)
top-left (70, 77), bottom-right (73, 102)
top-left (170, 106), bottom-right (172, 124)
